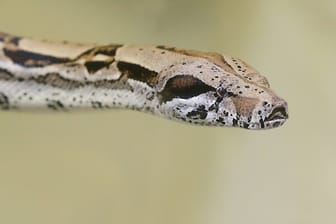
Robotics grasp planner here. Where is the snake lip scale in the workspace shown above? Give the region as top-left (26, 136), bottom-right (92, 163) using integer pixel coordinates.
top-left (0, 32), bottom-right (288, 130)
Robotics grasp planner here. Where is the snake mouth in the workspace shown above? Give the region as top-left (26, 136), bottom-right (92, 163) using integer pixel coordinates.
top-left (265, 105), bottom-right (288, 122)
top-left (252, 105), bottom-right (288, 129)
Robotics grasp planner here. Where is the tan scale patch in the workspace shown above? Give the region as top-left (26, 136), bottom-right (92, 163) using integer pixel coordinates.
top-left (231, 96), bottom-right (259, 116)
top-left (223, 56), bottom-right (270, 88)
top-left (92, 54), bottom-right (111, 61)
top-left (169, 48), bottom-right (237, 74)
top-left (19, 38), bottom-right (96, 59)
top-left (116, 45), bottom-right (190, 73)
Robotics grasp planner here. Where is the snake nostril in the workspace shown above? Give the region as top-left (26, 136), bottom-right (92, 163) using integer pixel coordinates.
top-left (265, 105), bottom-right (288, 121)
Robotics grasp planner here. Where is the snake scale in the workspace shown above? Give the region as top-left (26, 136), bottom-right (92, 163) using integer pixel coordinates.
top-left (0, 32), bottom-right (288, 130)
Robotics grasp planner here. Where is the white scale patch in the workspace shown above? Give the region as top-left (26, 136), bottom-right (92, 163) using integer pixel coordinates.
top-left (0, 77), bottom-right (159, 113)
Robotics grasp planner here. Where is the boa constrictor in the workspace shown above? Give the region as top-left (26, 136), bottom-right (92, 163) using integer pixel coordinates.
top-left (0, 32), bottom-right (288, 130)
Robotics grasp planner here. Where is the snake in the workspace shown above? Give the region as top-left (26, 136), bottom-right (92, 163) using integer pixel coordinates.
top-left (0, 32), bottom-right (288, 130)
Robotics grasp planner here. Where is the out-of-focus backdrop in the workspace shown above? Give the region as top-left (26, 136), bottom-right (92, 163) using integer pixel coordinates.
top-left (0, 0), bottom-right (335, 224)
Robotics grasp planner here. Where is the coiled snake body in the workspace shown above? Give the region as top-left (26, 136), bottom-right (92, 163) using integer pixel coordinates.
top-left (0, 32), bottom-right (288, 129)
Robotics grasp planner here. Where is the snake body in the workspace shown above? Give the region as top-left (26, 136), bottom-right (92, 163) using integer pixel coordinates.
top-left (0, 32), bottom-right (288, 129)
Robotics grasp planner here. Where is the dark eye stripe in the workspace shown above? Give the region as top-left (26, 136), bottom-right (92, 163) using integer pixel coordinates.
top-left (159, 75), bottom-right (215, 102)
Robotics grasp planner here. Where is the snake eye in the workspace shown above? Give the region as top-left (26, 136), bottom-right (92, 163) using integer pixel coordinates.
top-left (159, 75), bottom-right (215, 102)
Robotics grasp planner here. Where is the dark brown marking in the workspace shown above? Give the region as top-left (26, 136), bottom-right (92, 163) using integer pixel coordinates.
top-left (0, 68), bottom-right (14, 80)
top-left (0, 92), bottom-right (10, 110)
top-left (32, 73), bottom-right (133, 91)
top-left (76, 44), bottom-right (122, 60)
top-left (186, 105), bottom-right (208, 120)
top-left (0, 32), bottom-right (21, 45)
top-left (146, 91), bottom-right (155, 101)
top-left (259, 119), bottom-right (265, 128)
top-left (209, 95), bottom-right (226, 112)
top-left (91, 101), bottom-right (103, 109)
top-left (9, 37), bottom-right (21, 45)
top-left (117, 61), bottom-right (158, 87)
top-left (92, 76), bottom-right (133, 91)
top-left (94, 45), bottom-right (122, 56)
top-left (84, 60), bottom-right (113, 74)
top-left (160, 75), bottom-right (215, 102)
top-left (216, 117), bottom-right (226, 125)
top-left (0, 71), bottom-right (132, 92)
top-left (232, 119), bottom-right (238, 127)
top-left (3, 48), bottom-right (70, 67)
top-left (216, 86), bottom-right (236, 98)
top-left (47, 100), bottom-right (65, 111)
top-left (265, 106), bottom-right (288, 121)
top-left (157, 45), bottom-right (177, 51)
top-left (34, 73), bottom-right (83, 89)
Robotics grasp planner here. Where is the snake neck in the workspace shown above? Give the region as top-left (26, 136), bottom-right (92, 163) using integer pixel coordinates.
top-left (0, 32), bottom-right (164, 111)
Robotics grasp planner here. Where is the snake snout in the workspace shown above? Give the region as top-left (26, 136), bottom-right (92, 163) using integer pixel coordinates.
top-left (265, 104), bottom-right (288, 122)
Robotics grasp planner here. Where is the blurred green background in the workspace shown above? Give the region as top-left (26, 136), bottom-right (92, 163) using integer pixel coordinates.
top-left (0, 0), bottom-right (335, 224)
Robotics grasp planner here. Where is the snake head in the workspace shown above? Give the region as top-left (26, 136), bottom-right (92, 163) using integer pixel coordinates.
top-left (155, 55), bottom-right (288, 130)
